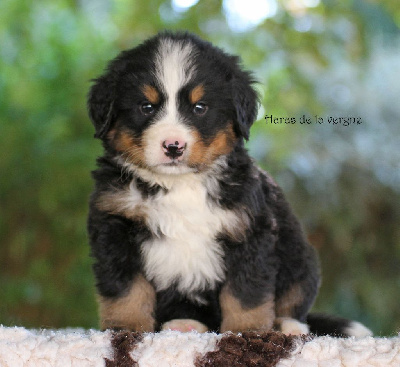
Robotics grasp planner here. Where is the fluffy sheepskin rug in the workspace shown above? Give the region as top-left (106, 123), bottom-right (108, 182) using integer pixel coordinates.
top-left (1, 326), bottom-right (399, 366)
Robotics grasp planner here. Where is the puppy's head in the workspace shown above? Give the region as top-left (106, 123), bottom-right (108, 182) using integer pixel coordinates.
top-left (88, 32), bottom-right (258, 175)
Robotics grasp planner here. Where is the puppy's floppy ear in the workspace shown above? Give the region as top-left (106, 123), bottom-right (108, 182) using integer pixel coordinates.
top-left (231, 70), bottom-right (258, 141)
top-left (87, 73), bottom-right (117, 139)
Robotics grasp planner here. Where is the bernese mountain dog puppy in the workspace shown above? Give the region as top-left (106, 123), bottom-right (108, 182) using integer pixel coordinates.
top-left (87, 32), bottom-right (372, 336)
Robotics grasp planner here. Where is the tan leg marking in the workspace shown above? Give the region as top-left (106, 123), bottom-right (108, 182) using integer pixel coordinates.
top-left (275, 284), bottom-right (310, 335)
top-left (219, 286), bottom-right (275, 333)
top-left (275, 283), bottom-right (304, 317)
top-left (99, 274), bottom-right (156, 332)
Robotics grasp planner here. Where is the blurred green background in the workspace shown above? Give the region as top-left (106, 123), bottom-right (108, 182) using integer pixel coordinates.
top-left (1, 0), bottom-right (399, 336)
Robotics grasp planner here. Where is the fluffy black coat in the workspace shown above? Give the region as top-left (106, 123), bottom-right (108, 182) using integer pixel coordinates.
top-left (87, 32), bottom-right (369, 336)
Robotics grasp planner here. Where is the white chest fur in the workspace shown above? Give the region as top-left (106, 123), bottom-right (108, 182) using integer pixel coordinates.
top-left (103, 160), bottom-right (247, 299)
top-left (137, 174), bottom-right (233, 298)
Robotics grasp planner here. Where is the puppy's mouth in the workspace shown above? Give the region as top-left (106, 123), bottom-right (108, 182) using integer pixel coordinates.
top-left (162, 161), bottom-right (182, 166)
top-left (153, 161), bottom-right (198, 175)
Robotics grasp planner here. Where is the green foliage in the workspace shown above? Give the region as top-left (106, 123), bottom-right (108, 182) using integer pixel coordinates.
top-left (0, 0), bottom-right (399, 335)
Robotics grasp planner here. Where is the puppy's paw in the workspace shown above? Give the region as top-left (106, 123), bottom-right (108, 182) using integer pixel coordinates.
top-left (161, 319), bottom-right (208, 333)
top-left (275, 317), bottom-right (309, 335)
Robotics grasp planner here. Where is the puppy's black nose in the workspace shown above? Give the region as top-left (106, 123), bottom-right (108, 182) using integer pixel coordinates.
top-left (162, 140), bottom-right (186, 159)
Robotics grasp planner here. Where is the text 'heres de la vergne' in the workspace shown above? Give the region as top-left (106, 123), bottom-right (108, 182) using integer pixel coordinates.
top-left (265, 114), bottom-right (363, 126)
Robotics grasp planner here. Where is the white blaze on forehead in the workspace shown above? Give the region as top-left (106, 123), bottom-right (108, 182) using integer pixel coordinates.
top-left (156, 38), bottom-right (196, 96)
top-left (155, 38), bottom-right (196, 122)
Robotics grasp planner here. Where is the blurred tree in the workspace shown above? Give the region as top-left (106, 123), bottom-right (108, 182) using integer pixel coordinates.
top-left (0, 0), bottom-right (399, 334)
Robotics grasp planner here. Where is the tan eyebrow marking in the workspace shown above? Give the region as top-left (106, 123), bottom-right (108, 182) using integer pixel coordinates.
top-left (142, 85), bottom-right (160, 104)
top-left (189, 84), bottom-right (205, 104)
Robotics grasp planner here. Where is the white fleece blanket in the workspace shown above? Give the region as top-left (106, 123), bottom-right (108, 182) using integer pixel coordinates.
top-left (0, 326), bottom-right (399, 367)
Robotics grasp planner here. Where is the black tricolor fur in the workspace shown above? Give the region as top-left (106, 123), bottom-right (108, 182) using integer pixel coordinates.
top-left (87, 31), bottom-right (370, 337)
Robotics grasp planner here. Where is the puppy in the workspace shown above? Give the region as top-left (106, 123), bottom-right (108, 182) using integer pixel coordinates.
top-left (87, 32), bottom-right (371, 336)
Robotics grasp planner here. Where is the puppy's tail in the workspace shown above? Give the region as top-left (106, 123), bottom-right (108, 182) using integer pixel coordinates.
top-left (306, 313), bottom-right (373, 337)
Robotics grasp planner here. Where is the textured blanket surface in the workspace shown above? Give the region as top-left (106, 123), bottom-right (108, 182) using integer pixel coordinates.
top-left (0, 326), bottom-right (399, 367)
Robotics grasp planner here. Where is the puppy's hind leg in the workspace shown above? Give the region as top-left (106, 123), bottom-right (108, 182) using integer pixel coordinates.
top-left (219, 286), bottom-right (275, 333)
top-left (274, 283), bottom-right (312, 336)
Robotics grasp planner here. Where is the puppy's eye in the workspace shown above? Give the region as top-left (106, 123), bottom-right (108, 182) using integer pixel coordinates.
top-left (193, 102), bottom-right (208, 116)
top-left (140, 102), bottom-right (155, 115)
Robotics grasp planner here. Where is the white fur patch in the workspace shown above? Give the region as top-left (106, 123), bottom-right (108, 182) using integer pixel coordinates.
top-left (115, 160), bottom-right (247, 301)
top-left (344, 321), bottom-right (373, 338)
top-left (277, 317), bottom-right (310, 336)
top-left (140, 174), bottom-right (230, 297)
top-left (155, 37), bottom-right (195, 107)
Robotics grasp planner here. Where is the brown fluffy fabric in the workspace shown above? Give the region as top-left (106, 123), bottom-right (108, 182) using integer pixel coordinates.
top-left (105, 331), bottom-right (143, 367)
top-left (195, 331), bottom-right (311, 367)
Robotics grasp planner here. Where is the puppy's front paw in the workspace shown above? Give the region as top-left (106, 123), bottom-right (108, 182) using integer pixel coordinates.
top-left (161, 319), bottom-right (208, 333)
top-left (275, 317), bottom-right (309, 335)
